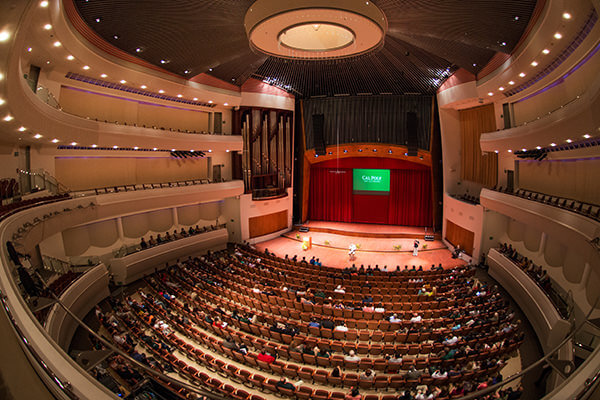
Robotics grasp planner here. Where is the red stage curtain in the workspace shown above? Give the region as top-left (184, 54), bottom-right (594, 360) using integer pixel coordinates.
top-left (308, 157), bottom-right (432, 227)
top-left (309, 167), bottom-right (353, 222)
top-left (388, 169), bottom-right (432, 226)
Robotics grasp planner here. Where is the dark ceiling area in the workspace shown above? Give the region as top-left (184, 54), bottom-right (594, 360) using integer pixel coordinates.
top-left (73, 0), bottom-right (538, 98)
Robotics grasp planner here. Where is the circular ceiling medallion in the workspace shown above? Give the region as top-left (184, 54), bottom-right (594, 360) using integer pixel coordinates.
top-left (245, 0), bottom-right (387, 60)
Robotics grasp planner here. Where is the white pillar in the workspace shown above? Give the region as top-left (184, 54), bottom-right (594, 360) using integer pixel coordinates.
top-left (172, 207), bottom-right (179, 227)
top-left (116, 217), bottom-right (124, 240)
top-left (580, 262), bottom-right (591, 288)
top-left (539, 232), bottom-right (548, 254)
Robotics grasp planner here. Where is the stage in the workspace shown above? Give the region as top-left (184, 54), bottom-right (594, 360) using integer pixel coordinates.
top-left (254, 221), bottom-right (466, 270)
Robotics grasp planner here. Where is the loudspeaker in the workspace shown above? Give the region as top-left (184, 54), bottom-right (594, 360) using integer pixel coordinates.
top-left (405, 112), bottom-right (418, 156)
top-left (312, 114), bottom-right (326, 155)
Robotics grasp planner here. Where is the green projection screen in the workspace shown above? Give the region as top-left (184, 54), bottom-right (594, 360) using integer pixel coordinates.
top-left (353, 169), bottom-right (390, 195)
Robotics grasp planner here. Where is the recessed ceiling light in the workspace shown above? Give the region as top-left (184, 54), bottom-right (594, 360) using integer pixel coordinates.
top-left (46, 60), bottom-right (50, 64)
top-left (53, 41), bottom-right (61, 47)
top-left (119, 80), bottom-right (126, 84)
top-left (177, 94), bottom-right (183, 98)
top-left (34, 134), bottom-right (42, 139)
top-left (208, 100), bottom-right (213, 104)
top-left (184, 70), bottom-right (190, 74)
top-left (519, 72), bottom-right (526, 77)
top-left (95, 18), bottom-right (101, 23)
top-left (27, 47), bottom-right (32, 52)
top-left (70, 142), bottom-right (77, 146)
top-left (135, 47), bottom-right (143, 53)
top-left (472, 63), bottom-right (477, 67)
top-left (507, 149), bottom-right (512, 152)
top-left (18, 126), bottom-right (26, 132)
top-left (113, 34), bottom-right (120, 39)
top-left (66, 55), bottom-right (74, 60)
top-left (554, 32), bottom-right (562, 39)
top-left (40, 1), bottom-right (49, 7)
top-left (91, 144), bottom-right (97, 148)
top-left (226, 149), bottom-right (230, 152)
top-left (0, 98), bottom-right (5, 105)
top-left (51, 138), bottom-right (59, 143)
top-left (193, 97), bottom-right (198, 101)
top-left (100, 73), bottom-right (107, 78)
top-left (536, 146), bottom-right (541, 150)
top-left (500, 41), bottom-right (506, 46)
top-left (0, 31), bottom-right (10, 42)
top-left (487, 92), bottom-right (493, 96)
top-left (521, 148), bottom-right (527, 152)
top-left (113, 145), bottom-right (118, 149)
top-left (190, 150), bottom-right (194, 152)
top-left (494, 150), bottom-right (499, 153)
top-left (0, 73), bottom-right (3, 80)
top-left (542, 49), bottom-right (550, 54)
top-left (531, 61), bottom-right (538, 67)
top-left (508, 80), bottom-right (515, 85)
top-left (208, 68), bottom-right (213, 72)
top-left (44, 24), bottom-right (52, 30)
top-left (160, 59), bottom-right (168, 64)
top-left (140, 85), bottom-right (147, 89)
top-left (208, 149), bottom-right (212, 152)
top-left (134, 146), bottom-right (139, 150)
top-left (83, 65), bottom-right (90, 70)
top-left (550, 142), bottom-right (556, 146)
top-left (158, 89), bottom-right (165, 94)
top-left (562, 12), bottom-right (572, 20)
top-left (224, 102), bottom-right (229, 106)
top-left (171, 148), bottom-right (176, 152)
top-left (498, 87), bottom-right (504, 91)
top-left (3, 115), bottom-right (14, 122)
top-left (583, 134), bottom-right (591, 139)
top-left (566, 139), bottom-right (572, 143)
top-left (514, 16), bottom-right (519, 21)
top-left (153, 147), bottom-right (157, 151)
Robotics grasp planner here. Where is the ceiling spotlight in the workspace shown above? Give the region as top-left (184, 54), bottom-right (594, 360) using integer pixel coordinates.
top-left (208, 68), bottom-right (213, 72)
top-left (554, 32), bottom-right (562, 39)
top-left (34, 134), bottom-right (42, 139)
top-left (46, 60), bottom-right (50, 64)
top-left (583, 134), bottom-right (591, 139)
top-left (184, 69), bottom-right (190, 74)
top-left (562, 12), bottom-right (572, 20)
top-left (208, 100), bottom-right (213, 104)
top-left (514, 16), bottom-right (519, 21)
top-left (521, 148), bottom-right (527, 152)
top-left (208, 149), bottom-right (212, 152)
top-left (193, 97), bottom-right (198, 101)
top-left (3, 115), bottom-right (14, 122)
top-left (519, 72), bottom-right (526, 77)
top-left (135, 47), bottom-right (143, 53)
top-left (83, 65), bottom-right (90, 70)
top-left (67, 55), bottom-right (74, 60)
top-left (566, 139), bottom-right (572, 143)
top-left (95, 18), bottom-right (101, 23)
top-left (171, 148), bottom-right (176, 152)
top-left (18, 126), bottom-right (26, 132)
top-left (158, 89), bottom-right (165, 94)
top-left (53, 41), bottom-right (61, 47)
top-left (51, 138), bottom-right (59, 143)
top-left (134, 146), bottom-right (139, 150)
top-left (388, 150), bottom-right (392, 154)
top-left (507, 149), bottom-right (512, 152)
top-left (508, 80), bottom-right (515, 85)
top-left (536, 146), bottom-right (542, 150)
top-left (44, 24), bottom-right (52, 30)
top-left (0, 31), bottom-right (10, 42)
top-left (498, 87), bottom-right (505, 91)
top-left (472, 63), bottom-right (477, 67)
top-left (190, 150), bottom-right (194, 152)
top-left (113, 145), bottom-right (118, 149)
top-left (70, 142), bottom-right (77, 146)
top-left (542, 49), bottom-right (550, 54)
top-left (140, 85), bottom-right (147, 89)
top-left (27, 47), bottom-right (33, 52)
top-left (494, 150), bottom-right (499, 153)
top-left (550, 142), bottom-right (556, 146)
top-left (531, 61), bottom-right (538, 67)
top-left (226, 149), bottom-right (230, 152)
top-left (177, 94), bottom-right (183, 98)
top-left (119, 80), bottom-right (126, 84)
top-left (160, 59), bottom-right (168, 64)
top-left (153, 147), bottom-right (157, 151)
top-left (224, 102), bottom-right (229, 106)
top-left (487, 92), bottom-right (493, 96)
top-left (0, 98), bottom-right (5, 105)
top-left (40, 1), bottom-right (49, 7)
top-left (113, 34), bottom-right (120, 39)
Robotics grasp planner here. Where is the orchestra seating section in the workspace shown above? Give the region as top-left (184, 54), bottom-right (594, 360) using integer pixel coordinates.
top-left (86, 246), bottom-right (525, 399)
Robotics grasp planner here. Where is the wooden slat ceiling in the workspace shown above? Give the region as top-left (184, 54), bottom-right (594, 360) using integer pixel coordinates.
top-left (73, 0), bottom-right (538, 98)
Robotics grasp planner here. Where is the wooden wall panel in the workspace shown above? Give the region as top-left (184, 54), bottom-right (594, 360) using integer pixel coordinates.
top-left (445, 219), bottom-right (475, 255)
top-left (249, 210), bottom-right (288, 239)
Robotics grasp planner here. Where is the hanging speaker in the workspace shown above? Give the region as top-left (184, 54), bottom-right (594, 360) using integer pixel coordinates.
top-left (406, 112), bottom-right (418, 156)
top-left (312, 114), bottom-right (326, 155)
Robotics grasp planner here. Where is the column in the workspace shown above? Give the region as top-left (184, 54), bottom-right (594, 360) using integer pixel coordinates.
top-left (116, 217), bottom-right (124, 240)
top-left (539, 232), bottom-right (548, 255)
top-left (172, 207), bottom-right (179, 227)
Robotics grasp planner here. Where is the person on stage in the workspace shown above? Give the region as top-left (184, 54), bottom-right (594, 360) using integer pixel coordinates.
top-left (413, 239), bottom-right (420, 256)
top-left (348, 244), bottom-right (357, 261)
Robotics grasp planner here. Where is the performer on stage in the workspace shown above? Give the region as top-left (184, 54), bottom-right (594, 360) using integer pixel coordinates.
top-left (349, 244), bottom-right (357, 261)
top-left (413, 239), bottom-right (420, 256)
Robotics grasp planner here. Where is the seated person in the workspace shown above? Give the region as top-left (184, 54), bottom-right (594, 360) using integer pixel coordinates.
top-left (345, 387), bottom-right (362, 400)
top-left (140, 237), bottom-right (148, 249)
top-left (148, 235), bottom-right (157, 246)
top-left (276, 377), bottom-right (298, 392)
top-left (156, 234), bottom-right (164, 244)
top-left (180, 228), bottom-right (188, 237)
top-left (164, 231), bottom-right (172, 241)
top-left (188, 226), bottom-right (196, 235)
top-left (172, 230), bottom-right (179, 240)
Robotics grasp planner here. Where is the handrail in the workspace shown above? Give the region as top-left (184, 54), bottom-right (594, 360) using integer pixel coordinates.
top-left (72, 178), bottom-right (220, 197)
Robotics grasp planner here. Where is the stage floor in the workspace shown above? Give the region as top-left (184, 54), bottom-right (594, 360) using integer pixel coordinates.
top-left (255, 222), bottom-right (465, 270)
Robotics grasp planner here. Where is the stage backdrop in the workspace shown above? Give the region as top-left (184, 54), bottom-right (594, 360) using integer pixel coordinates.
top-left (309, 157), bottom-right (432, 226)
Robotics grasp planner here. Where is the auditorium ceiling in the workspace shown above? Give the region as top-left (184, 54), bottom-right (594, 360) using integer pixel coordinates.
top-left (72, 0), bottom-right (539, 98)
